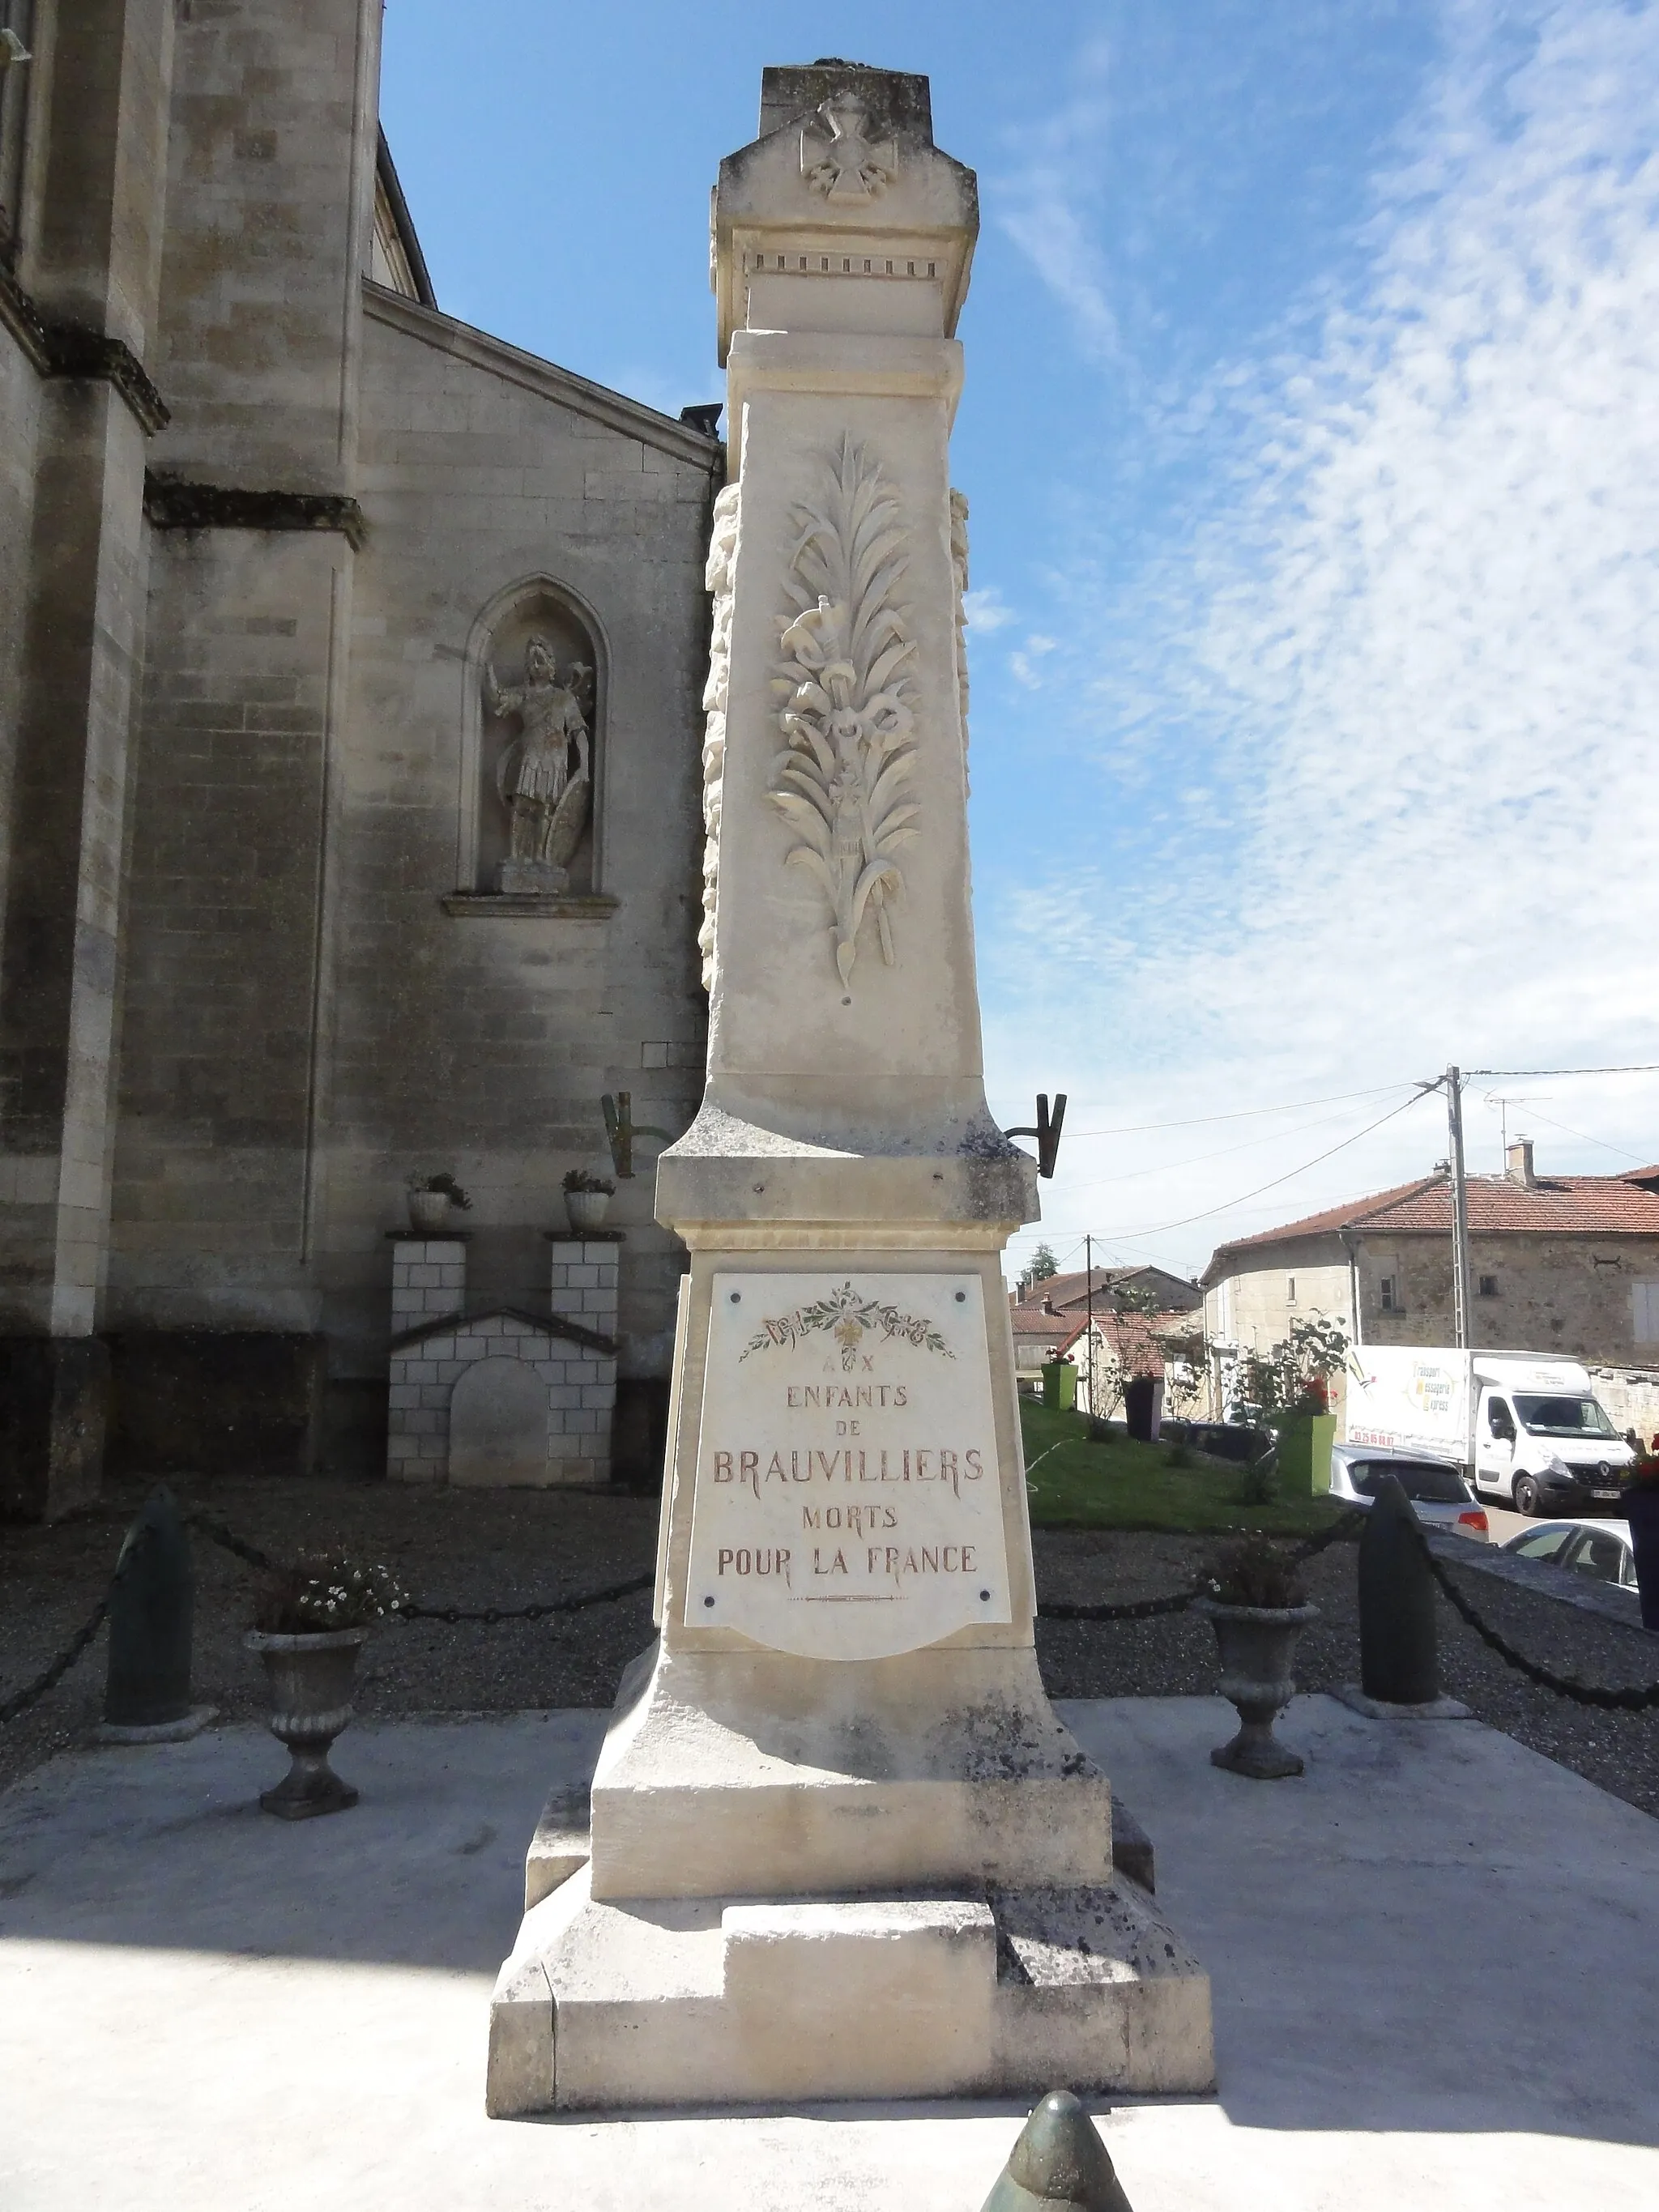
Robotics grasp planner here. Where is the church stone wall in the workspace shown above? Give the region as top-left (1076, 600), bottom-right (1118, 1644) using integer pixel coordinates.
top-left (2, 0), bottom-right (722, 1502)
top-left (106, 527), bottom-right (353, 1335)
top-left (0, 323), bottom-right (42, 966)
top-left (146, 0), bottom-right (382, 494)
top-left (317, 299), bottom-right (716, 1455)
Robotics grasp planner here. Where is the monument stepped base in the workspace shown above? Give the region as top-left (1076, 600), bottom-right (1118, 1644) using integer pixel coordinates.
top-left (485, 1647), bottom-right (1213, 2115)
top-left (488, 1862), bottom-right (1211, 2114)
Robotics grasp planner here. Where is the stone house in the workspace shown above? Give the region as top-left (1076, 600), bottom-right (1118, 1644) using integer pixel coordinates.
top-left (0, 1), bottom-right (723, 1514)
top-left (1017, 1262), bottom-right (1201, 1322)
top-left (1201, 1142), bottom-right (1659, 1434)
top-left (1056, 1308), bottom-right (1209, 1421)
top-left (1004, 1263), bottom-right (1202, 1395)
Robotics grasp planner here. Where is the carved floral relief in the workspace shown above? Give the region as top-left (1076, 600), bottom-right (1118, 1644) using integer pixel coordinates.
top-left (698, 483), bottom-right (741, 991)
top-left (949, 487), bottom-right (970, 788)
top-left (768, 436), bottom-right (920, 989)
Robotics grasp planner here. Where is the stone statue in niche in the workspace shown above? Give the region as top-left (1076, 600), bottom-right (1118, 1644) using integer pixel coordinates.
top-left (484, 636), bottom-right (593, 893)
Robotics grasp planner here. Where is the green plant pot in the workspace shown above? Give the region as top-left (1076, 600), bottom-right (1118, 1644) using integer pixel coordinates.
top-left (1274, 1413), bottom-right (1336, 1497)
top-left (1040, 1361), bottom-right (1076, 1413)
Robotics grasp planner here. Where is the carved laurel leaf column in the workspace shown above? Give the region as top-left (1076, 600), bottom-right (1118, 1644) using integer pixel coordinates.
top-left (486, 64), bottom-right (1213, 2116)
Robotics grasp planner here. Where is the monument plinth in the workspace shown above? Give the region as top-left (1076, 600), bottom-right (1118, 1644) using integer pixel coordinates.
top-left (487, 62), bottom-right (1213, 2114)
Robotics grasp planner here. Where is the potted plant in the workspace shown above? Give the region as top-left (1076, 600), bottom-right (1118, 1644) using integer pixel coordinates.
top-left (406, 1170), bottom-right (471, 1233)
top-left (245, 1554), bottom-right (406, 1819)
top-left (562, 1166), bottom-right (615, 1232)
top-left (1622, 1453), bottom-right (1659, 1632)
top-left (1195, 1536), bottom-right (1319, 1779)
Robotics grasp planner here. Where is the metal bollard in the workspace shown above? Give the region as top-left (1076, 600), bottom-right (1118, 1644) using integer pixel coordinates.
top-left (99, 1488), bottom-right (213, 1742)
top-left (1358, 1474), bottom-right (1440, 1706)
top-left (980, 2088), bottom-right (1134, 2212)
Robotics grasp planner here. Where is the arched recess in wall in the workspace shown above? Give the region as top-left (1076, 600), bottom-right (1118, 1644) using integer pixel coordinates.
top-left (458, 576), bottom-right (610, 897)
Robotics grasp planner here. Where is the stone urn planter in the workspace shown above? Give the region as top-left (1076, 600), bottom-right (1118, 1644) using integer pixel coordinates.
top-left (407, 1187), bottom-right (451, 1232)
top-left (564, 1186), bottom-right (612, 1232)
top-left (1195, 1597), bottom-right (1320, 1779)
top-left (245, 1626), bottom-right (370, 1818)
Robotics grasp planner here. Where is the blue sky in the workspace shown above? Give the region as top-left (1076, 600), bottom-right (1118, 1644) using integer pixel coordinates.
top-left (382, 0), bottom-right (1659, 1285)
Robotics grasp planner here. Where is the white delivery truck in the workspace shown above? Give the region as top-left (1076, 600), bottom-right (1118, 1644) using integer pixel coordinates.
top-left (1343, 1348), bottom-right (1634, 1517)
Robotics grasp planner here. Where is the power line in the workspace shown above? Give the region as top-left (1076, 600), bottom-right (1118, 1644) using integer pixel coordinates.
top-left (1064, 1091), bottom-right (1418, 1195)
top-left (1030, 1081), bottom-right (1406, 1140)
top-left (1492, 1103), bottom-right (1650, 1165)
top-left (1468, 1062), bottom-right (1659, 1079)
top-left (1098, 1085), bottom-right (1434, 1239)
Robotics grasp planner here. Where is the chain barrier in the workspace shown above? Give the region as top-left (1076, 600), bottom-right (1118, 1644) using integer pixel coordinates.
top-left (1036, 1507), bottom-right (1367, 1624)
top-left (0, 1585), bottom-right (116, 1726)
top-left (1039, 1587), bottom-right (1197, 1624)
top-left (1288, 1508), bottom-right (1367, 1562)
top-left (180, 1507), bottom-right (280, 1577)
top-left (397, 1572), bottom-right (654, 1624)
top-left (181, 1507), bottom-right (652, 1625)
top-left (1414, 1530), bottom-right (1659, 1712)
top-left (11, 1496), bottom-right (1653, 1724)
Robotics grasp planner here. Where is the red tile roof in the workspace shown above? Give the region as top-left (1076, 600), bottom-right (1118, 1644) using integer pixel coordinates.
top-left (1009, 1304), bottom-right (1073, 1336)
top-left (1208, 1170), bottom-right (1659, 1270)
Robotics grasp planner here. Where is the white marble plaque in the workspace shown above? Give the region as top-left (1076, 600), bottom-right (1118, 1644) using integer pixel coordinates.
top-left (684, 1272), bottom-right (1011, 1660)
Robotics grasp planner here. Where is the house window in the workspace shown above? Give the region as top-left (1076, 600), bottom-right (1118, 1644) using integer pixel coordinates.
top-left (1379, 1275), bottom-right (1400, 1313)
top-left (1286, 1276), bottom-right (1296, 1304)
top-left (1634, 1282), bottom-right (1659, 1346)
top-left (1478, 1274), bottom-right (1499, 1298)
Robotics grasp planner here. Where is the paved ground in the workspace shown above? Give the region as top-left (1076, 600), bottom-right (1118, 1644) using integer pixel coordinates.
top-left (2, 1696), bottom-right (1656, 2210)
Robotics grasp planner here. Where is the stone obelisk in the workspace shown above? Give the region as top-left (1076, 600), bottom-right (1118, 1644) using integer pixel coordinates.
top-left (487, 62), bottom-right (1213, 2114)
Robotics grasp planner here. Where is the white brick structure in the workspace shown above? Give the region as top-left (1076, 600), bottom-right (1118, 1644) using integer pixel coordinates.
top-left (386, 1234), bottom-right (619, 1486)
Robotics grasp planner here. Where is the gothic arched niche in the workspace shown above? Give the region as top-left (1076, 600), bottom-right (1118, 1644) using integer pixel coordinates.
top-left (469, 586), bottom-right (602, 897)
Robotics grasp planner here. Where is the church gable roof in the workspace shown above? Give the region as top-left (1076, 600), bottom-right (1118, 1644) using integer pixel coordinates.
top-left (362, 285), bottom-right (725, 467)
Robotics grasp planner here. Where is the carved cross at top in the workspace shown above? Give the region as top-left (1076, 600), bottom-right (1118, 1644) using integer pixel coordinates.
top-left (800, 92), bottom-right (898, 203)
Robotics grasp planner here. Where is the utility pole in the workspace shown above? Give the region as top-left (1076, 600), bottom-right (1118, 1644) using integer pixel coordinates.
top-left (1084, 1234), bottom-right (1094, 1417)
top-left (1445, 1063), bottom-right (1473, 1351)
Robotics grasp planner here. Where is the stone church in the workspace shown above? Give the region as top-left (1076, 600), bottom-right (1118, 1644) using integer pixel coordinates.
top-left (0, 0), bottom-right (725, 1515)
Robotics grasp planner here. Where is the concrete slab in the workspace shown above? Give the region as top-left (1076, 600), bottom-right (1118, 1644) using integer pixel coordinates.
top-left (2, 1696), bottom-right (1657, 2210)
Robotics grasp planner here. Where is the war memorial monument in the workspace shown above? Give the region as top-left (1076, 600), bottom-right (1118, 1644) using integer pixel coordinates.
top-left (485, 62), bottom-right (1215, 2116)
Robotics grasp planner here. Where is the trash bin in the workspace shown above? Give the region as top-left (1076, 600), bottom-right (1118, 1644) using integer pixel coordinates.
top-left (1124, 1375), bottom-right (1162, 1443)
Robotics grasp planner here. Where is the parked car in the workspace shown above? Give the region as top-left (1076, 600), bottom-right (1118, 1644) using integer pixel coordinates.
top-left (1328, 1443), bottom-right (1490, 1538)
top-left (1500, 1518), bottom-right (1638, 1593)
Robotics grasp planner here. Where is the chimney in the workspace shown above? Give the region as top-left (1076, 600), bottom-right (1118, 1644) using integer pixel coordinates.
top-left (1042, 1294), bottom-right (1056, 1315)
top-left (1506, 1137), bottom-right (1537, 1190)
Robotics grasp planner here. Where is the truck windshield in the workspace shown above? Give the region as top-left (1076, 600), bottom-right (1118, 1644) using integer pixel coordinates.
top-left (1512, 1395), bottom-right (1616, 1438)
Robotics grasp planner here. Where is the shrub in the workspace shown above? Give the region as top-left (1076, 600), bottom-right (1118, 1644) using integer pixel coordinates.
top-left (407, 1170), bottom-right (471, 1210)
top-left (563, 1167), bottom-right (616, 1196)
top-left (1235, 1452), bottom-right (1279, 1507)
top-left (1203, 1535), bottom-right (1307, 1609)
top-left (254, 1554), bottom-right (407, 1634)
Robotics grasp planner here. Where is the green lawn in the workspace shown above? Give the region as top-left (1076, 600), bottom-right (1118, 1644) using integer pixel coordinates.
top-left (1019, 1400), bottom-right (1344, 1536)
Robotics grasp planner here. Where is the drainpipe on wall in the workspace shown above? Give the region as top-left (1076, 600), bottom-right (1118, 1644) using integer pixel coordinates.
top-left (1342, 1233), bottom-right (1363, 1348)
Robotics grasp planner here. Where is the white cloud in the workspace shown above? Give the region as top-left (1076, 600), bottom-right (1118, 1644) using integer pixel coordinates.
top-left (991, 38), bottom-right (1124, 369)
top-left (984, 0), bottom-right (1659, 1278)
top-left (963, 586), bottom-right (1016, 632)
top-left (1009, 633), bottom-right (1060, 688)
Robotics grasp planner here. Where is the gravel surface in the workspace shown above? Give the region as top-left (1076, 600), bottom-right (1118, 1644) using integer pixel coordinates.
top-left (4, 1479), bottom-right (1657, 1822)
